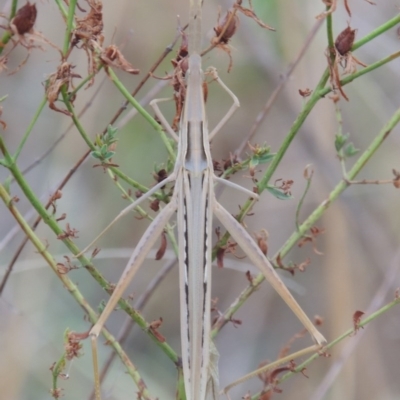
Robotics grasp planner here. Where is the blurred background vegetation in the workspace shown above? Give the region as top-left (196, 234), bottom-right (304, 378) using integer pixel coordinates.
top-left (1, 1), bottom-right (400, 399)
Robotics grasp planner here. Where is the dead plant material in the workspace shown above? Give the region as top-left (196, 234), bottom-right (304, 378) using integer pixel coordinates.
top-left (274, 178), bottom-right (293, 197)
top-left (210, 0), bottom-right (274, 72)
top-left (149, 318), bottom-right (166, 342)
top-left (297, 226), bottom-right (325, 255)
top-left (170, 31), bottom-right (189, 131)
top-left (233, 0), bottom-right (275, 31)
top-left (275, 254), bottom-right (310, 276)
top-left (150, 30), bottom-right (189, 131)
top-left (352, 310), bottom-right (365, 334)
top-left (100, 44), bottom-right (140, 75)
top-left (11, 2), bottom-right (37, 35)
top-left (245, 270), bottom-right (254, 285)
top-left (64, 331), bottom-right (84, 360)
top-left (317, 0), bottom-right (376, 19)
top-left (215, 241), bottom-right (242, 268)
top-left (213, 10), bottom-right (239, 45)
top-left (392, 169), bottom-right (400, 188)
top-left (222, 153), bottom-right (239, 171)
top-left (299, 88), bottom-right (312, 98)
top-left (155, 232), bottom-right (167, 260)
top-left (154, 168), bottom-right (168, 184)
top-left (45, 62), bottom-right (81, 115)
top-left (71, 1), bottom-right (138, 85)
top-left (211, 10), bottom-right (240, 72)
top-left (71, 0), bottom-right (104, 85)
top-left (57, 222), bottom-right (79, 240)
top-left (316, 0), bottom-right (342, 19)
top-left (254, 229), bottom-right (269, 256)
top-left (6, 2), bottom-right (60, 74)
top-left (335, 26), bottom-right (356, 56)
top-left (327, 26), bottom-right (367, 100)
top-left (150, 198), bottom-right (160, 212)
top-left (214, 226), bottom-right (243, 268)
top-left (49, 388), bottom-right (63, 399)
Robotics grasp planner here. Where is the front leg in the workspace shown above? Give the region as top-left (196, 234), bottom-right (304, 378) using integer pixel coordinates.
top-left (206, 67), bottom-right (240, 141)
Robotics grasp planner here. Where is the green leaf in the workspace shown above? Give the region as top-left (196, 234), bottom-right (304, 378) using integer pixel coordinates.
top-left (106, 125), bottom-right (118, 138)
top-left (335, 133), bottom-right (348, 152)
top-left (3, 176), bottom-right (11, 194)
top-left (266, 185), bottom-right (293, 200)
top-left (94, 134), bottom-right (103, 147)
top-left (98, 299), bottom-right (107, 314)
top-left (100, 144), bottom-right (108, 154)
top-left (256, 152), bottom-right (275, 164)
top-left (344, 143), bottom-right (360, 157)
top-left (91, 151), bottom-right (102, 159)
top-left (104, 151), bottom-right (115, 160)
top-left (249, 157), bottom-right (259, 169)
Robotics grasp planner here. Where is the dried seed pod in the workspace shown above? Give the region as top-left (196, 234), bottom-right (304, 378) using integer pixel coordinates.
top-left (155, 232), bottom-right (167, 260)
top-left (100, 45), bottom-right (140, 75)
top-left (213, 11), bottom-right (239, 45)
top-left (335, 26), bottom-right (356, 56)
top-left (154, 169), bottom-right (168, 183)
top-left (150, 199), bottom-right (160, 212)
top-left (255, 229), bottom-right (268, 256)
top-left (11, 2), bottom-right (37, 35)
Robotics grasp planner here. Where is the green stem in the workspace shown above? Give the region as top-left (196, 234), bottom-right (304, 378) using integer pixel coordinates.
top-left (0, 135), bottom-right (179, 365)
top-left (0, 181), bottom-right (156, 400)
top-left (13, 96), bottom-right (47, 161)
top-left (63, 0), bottom-right (78, 56)
top-left (213, 33), bottom-right (400, 259)
top-left (212, 105), bottom-right (400, 336)
top-left (61, 91), bottom-right (169, 200)
top-left (107, 68), bottom-right (176, 161)
top-left (352, 14), bottom-right (400, 51)
top-left (53, 0), bottom-right (68, 20)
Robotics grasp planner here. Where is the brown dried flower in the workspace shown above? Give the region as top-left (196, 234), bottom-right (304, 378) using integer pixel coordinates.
top-left (10, 2), bottom-right (37, 35)
top-left (45, 62), bottom-right (81, 115)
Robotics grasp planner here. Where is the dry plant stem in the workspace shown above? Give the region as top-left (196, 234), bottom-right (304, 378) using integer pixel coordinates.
top-left (213, 104), bottom-right (400, 336)
top-left (87, 257), bottom-right (178, 400)
top-left (0, 182), bottom-right (155, 400)
top-left (0, 137), bottom-right (179, 366)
